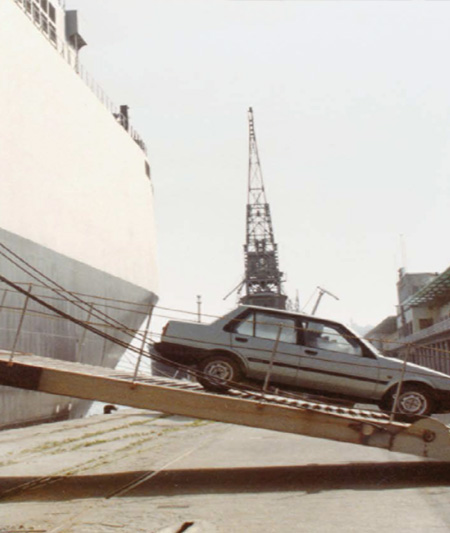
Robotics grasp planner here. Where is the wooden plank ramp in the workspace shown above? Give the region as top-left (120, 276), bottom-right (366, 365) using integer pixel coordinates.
top-left (1, 351), bottom-right (450, 461)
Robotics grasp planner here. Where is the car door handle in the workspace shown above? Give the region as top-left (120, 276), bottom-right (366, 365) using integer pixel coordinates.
top-left (305, 349), bottom-right (317, 355)
top-left (235, 337), bottom-right (248, 343)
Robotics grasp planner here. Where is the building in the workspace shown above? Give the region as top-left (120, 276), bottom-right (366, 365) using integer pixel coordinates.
top-left (368, 267), bottom-right (450, 376)
top-left (365, 315), bottom-right (398, 353)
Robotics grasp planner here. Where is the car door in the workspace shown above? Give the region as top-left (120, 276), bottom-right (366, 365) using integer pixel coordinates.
top-left (230, 310), bottom-right (302, 386)
top-left (295, 319), bottom-right (381, 399)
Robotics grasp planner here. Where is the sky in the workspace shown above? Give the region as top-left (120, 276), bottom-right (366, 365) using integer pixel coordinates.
top-left (68, 0), bottom-right (450, 332)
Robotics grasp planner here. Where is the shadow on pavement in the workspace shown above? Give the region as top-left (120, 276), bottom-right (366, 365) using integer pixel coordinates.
top-left (2, 461), bottom-right (450, 502)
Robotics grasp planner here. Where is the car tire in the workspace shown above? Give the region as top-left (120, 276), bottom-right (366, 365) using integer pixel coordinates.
top-left (383, 383), bottom-right (435, 418)
top-left (198, 355), bottom-right (242, 392)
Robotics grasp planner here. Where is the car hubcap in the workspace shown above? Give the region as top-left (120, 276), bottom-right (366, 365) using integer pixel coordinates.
top-left (204, 361), bottom-right (234, 381)
top-left (398, 391), bottom-right (427, 415)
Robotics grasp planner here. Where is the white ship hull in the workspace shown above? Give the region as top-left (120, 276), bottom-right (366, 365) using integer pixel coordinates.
top-left (0, 1), bottom-right (159, 427)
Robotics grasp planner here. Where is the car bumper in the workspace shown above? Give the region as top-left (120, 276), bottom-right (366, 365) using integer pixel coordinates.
top-left (152, 342), bottom-right (205, 366)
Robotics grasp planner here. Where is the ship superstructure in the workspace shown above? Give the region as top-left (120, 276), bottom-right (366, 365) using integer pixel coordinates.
top-left (0, 0), bottom-right (159, 428)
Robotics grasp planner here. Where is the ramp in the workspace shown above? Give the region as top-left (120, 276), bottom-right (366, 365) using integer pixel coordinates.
top-left (1, 351), bottom-right (450, 461)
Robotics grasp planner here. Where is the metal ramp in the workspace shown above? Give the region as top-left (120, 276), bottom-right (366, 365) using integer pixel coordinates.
top-left (1, 351), bottom-right (450, 461)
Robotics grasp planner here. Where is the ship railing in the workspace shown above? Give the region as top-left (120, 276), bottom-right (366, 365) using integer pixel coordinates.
top-left (12, 0), bottom-right (147, 155)
top-left (0, 283), bottom-right (148, 337)
top-left (0, 279), bottom-right (213, 356)
top-left (0, 279), bottom-right (201, 379)
top-left (0, 280), bottom-right (209, 325)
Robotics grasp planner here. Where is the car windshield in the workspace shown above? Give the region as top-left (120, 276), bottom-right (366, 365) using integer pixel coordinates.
top-left (342, 323), bottom-right (382, 358)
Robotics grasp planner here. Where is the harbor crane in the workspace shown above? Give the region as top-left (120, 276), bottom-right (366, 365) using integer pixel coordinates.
top-left (311, 286), bottom-right (340, 315)
top-left (240, 107), bottom-right (287, 310)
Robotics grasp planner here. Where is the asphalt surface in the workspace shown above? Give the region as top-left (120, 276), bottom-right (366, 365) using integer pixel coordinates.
top-left (0, 409), bottom-right (449, 532)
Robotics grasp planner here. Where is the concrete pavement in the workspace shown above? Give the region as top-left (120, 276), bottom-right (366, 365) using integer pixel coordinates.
top-left (0, 409), bottom-right (449, 532)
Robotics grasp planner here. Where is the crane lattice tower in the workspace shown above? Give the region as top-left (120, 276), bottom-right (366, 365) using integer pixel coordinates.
top-left (240, 107), bottom-right (287, 310)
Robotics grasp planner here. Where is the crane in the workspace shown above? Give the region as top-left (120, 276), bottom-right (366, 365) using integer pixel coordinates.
top-left (310, 286), bottom-right (340, 315)
top-left (239, 107), bottom-right (287, 310)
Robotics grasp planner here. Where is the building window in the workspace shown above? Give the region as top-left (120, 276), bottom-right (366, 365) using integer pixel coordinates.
top-left (419, 318), bottom-right (434, 330)
top-left (49, 24), bottom-right (56, 44)
top-left (48, 2), bottom-right (56, 22)
top-left (32, 3), bottom-right (40, 24)
top-left (41, 15), bottom-right (48, 34)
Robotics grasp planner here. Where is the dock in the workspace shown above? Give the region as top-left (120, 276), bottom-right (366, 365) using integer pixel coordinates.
top-left (1, 408), bottom-right (450, 532)
top-left (1, 351), bottom-right (450, 462)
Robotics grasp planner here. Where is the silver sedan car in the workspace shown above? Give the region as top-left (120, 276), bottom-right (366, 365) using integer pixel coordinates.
top-left (154, 305), bottom-right (450, 417)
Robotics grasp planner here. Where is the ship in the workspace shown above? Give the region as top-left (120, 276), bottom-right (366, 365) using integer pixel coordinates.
top-left (0, 0), bottom-right (159, 428)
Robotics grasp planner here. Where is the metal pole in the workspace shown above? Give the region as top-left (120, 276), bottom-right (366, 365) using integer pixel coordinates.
top-left (132, 304), bottom-right (154, 384)
top-left (311, 289), bottom-right (324, 316)
top-left (75, 303), bottom-right (93, 360)
top-left (0, 288), bottom-right (8, 316)
top-left (389, 343), bottom-right (411, 423)
top-left (9, 284), bottom-right (32, 364)
top-left (197, 295), bottom-right (202, 323)
top-left (263, 324), bottom-right (283, 392)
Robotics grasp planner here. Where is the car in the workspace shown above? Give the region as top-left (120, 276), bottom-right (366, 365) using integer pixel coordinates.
top-left (153, 304), bottom-right (450, 417)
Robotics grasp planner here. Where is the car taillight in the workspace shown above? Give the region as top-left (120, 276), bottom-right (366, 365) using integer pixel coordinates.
top-left (161, 323), bottom-right (169, 337)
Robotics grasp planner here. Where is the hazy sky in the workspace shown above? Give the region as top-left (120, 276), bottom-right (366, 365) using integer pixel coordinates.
top-left (69, 0), bottom-right (450, 330)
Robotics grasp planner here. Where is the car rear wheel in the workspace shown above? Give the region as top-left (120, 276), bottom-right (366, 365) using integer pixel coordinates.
top-left (384, 384), bottom-right (435, 418)
top-left (198, 355), bottom-right (242, 392)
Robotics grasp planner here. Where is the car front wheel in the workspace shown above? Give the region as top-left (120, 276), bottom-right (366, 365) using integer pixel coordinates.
top-left (198, 355), bottom-right (242, 392)
top-left (384, 384), bottom-right (435, 418)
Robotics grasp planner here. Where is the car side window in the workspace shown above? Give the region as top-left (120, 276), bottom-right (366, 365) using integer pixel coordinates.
top-left (304, 321), bottom-right (362, 357)
top-left (235, 312), bottom-right (297, 344)
top-left (235, 314), bottom-right (255, 336)
top-left (255, 313), bottom-right (297, 344)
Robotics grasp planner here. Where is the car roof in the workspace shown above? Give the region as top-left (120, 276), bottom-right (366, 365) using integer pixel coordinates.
top-left (232, 304), bottom-right (365, 339)
top-left (236, 304), bottom-right (331, 324)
